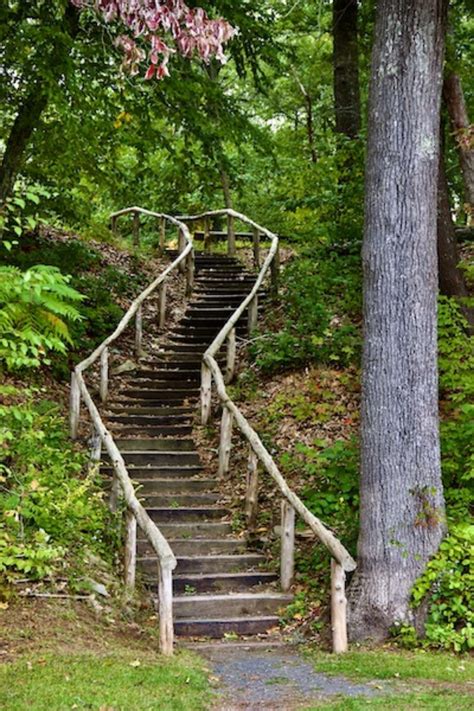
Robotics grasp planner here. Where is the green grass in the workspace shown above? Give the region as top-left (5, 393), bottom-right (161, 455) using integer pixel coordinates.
top-left (0, 650), bottom-right (210, 711)
top-left (303, 648), bottom-right (474, 710)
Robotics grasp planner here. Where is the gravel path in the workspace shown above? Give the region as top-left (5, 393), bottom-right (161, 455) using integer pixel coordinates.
top-left (198, 644), bottom-right (382, 710)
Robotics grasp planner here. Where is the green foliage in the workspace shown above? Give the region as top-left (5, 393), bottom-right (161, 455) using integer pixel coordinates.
top-left (0, 265), bottom-right (84, 370)
top-left (251, 252), bottom-right (361, 372)
top-left (0, 388), bottom-right (112, 583)
top-left (0, 184), bottom-right (48, 251)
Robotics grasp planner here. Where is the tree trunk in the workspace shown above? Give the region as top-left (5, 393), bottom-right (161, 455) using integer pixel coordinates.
top-left (333, 0), bottom-right (361, 138)
top-left (293, 70), bottom-right (317, 163)
top-left (220, 168), bottom-right (233, 209)
top-left (438, 144), bottom-right (474, 328)
top-left (0, 5), bottom-right (79, 204)
top-left (349, 0), bottom-right (447, 641)
top-left (443, 73), bottom-right (474, 219)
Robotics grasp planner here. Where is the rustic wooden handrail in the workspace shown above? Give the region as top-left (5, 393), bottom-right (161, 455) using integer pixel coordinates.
top-left (69, 207), bottom-right (192, 656)
top-left (183, 208), bottom-right (357, 654)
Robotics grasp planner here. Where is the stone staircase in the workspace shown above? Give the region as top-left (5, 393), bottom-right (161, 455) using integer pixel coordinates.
top-left (101, 252), bottom-right (293, 638)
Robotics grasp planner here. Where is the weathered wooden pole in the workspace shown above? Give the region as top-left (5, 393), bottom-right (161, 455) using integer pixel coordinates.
top-left (204, 216), bottom-right (211, 254)
top-left (111, 215), bottom-right (118, 237)
top-left (135, 305), bottom-right (143, 358)
top-left (186, 248), bottom-right (195, 298)
top-left (124, 510), bottom-right (137, 591)
top-left (227, 214), bottom-right (236, 257)
top-left (271, 244), bottom-right (280, 297)
top-left (158, 563), bottom-right (174, 656)
top-left (225, 328), bottom-right (236, 384)
top-left (159, 217), bottom-right (166, 254)
top-left (280, 500), bottom-right (295, 592)
top-left (252, 227), bottom-right (261, 269)
top-left (331, 559), bottom-right (348, 653)
top-left (100, 347), bottom-right (109, 403)
top-left (248, 296), bottom-right (258, 332)
top-left (132, 211), bottom-right (140, 247)
top-left (70, 372), bottom-right (81, 440)
top-left (159, 282), bottom-right (167, 329)
top-left (245, 449), bottom-right (259, 530)
top-left (178, 228), bottom-right (186, 273)
top-left (201, 363), bottom-right (212, 425)
top-left (218, 406), bottom-right (233, 478)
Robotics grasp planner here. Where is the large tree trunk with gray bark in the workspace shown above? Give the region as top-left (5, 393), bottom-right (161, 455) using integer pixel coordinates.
top-left (349, 0), bottom-right (447, 641)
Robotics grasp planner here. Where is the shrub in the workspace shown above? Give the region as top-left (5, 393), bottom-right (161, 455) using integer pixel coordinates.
top-left (0, 265), bottom-right (84, 370)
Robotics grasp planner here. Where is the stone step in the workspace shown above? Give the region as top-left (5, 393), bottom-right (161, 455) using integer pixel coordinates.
top-left (169, 571), bottom-right (278, 594)
top-left (174, 616), bottom-right (279, 638)
top-left (100, 465), bottom-right (203, 480)
top-left (139, 553), bottom-right (265, 575)
top-left (137, 538), bottom-right (246, 556)
top-left (172, 592), bottom-right (292, 620)
top-left (116, 438), bottom-right (196, 452)
top-left (147, 506), bottom-right (228, 523)
top-left (139, 493), bottom-right (221, 507)
top-left (134, 478), bottom-right (218, 495)
top-left (155, 521), bottom-right (233, 538)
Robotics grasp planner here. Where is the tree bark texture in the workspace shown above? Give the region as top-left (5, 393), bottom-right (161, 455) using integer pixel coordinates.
top-left (333, 0), bottom-right (361, 138)
top-left (349, 0), bottom-right (447, 641)
top-left (443, 73), bottom-right (474, 219)
top-left (0, 5), bottom-right (79, 204)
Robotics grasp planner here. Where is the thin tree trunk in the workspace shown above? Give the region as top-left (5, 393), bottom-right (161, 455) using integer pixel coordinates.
top-left (349, 0), bottom-right (447, 641)
top-left (220, 168), bottom-right (233, 209)
top-left (443, 73), bottom-right (474, 218)
top-left (293, 70), bottom-right (318, 163)
top-left (333, 0), bottom-right (361, 138)
top-left (0, 5), bottom-right (79, 204)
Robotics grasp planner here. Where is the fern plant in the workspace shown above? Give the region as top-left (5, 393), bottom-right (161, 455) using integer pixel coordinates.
top-left (0, 265), bottom-right (84, 370)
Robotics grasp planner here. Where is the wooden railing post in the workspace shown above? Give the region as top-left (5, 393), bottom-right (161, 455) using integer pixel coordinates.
top-left (227, 214), bottom-right (236, 257)
top-left (178, 228), bottom-right (186, 273)
top-left (204, 216), bottom-right (211, 254)
top-left (111, 215), bottom-right (118, 237)
top-left (225, 328), bottom-right (236, 384)
top-left (248, 296), bottom-right (258, 332)
top-left (100, 347), bottom-right (109, 403)
top-left (159, 563), bottom-right (174, 656)
top-left (89, 427), bottom-right (102, 467)
top-left (280, 500), bottom-right (295, 593)
top-left (159, 217), bottom-right (166, 254)
top-left (201, 363), bottom-right (212, 425)
top-left (245, 449), bottom-right (259, 530)
top-left (252, 227), bottom-right (260, 269)
top-left (135, 305), bottom-right (143, 358)
top-left (109, 473), bottom-right (121, 513)
top-left (124, 510), bottom-right (137, 591)
top-left (218, 406), bottom-right (233, 478)
top-left (186, 248), bottom-right (195, 298)
top-left (331, 560), bottom-right (348, 653)
top-left (159, 282), bottom-right (167, 329)
top-left (132, 211), bottom-right (140, 247)
top-left (70, 372), bottom-right (81, 440)
top-left (271, 244), bottom-right (280, 298)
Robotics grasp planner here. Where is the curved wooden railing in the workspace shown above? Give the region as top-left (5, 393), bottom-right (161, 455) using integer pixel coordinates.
top-left (178, 209), bottom-right (357, 653)
top-left (69, 208), bottom-right (195, 656)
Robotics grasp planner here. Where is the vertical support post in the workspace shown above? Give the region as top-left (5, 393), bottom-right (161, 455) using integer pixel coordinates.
top-left (100, 347), bottom-right (109, 403)
top-left (159, 282), bottom-right (167, 329)
top-left (70, 372), bottom-right (81, 440)
top-left (89, 427), bottom-right (102, 466)
top-left (280, 500), bottom-right (295, 593)
top-left (201, 363), bottom-right (212, 425)
top-left (248, 296), bottom-right (258, 332)
top-left (132, 211), bottom-right (140, 247)
top-left (109, 472), bottom-right (121, 513)
top-left (245, 449), bottom-right (259, 530)
top-left (331, 559), bottom-right (348, 653)
top-left (178, 228), bottom-right (186, 273)
top-left (252, 227), bottom-right (261, 269)
top-left (159, 217), bottom-right (166, 254)
top-left (124, 510), bottom-right (137, 592)
top-left (135, 305), bottom-right (143, 358)
top-left (111, 215), bottom-right (118, 237)
top-left (204, 216), bottom-right (211, 254)
top-left (218, 406), bottom-right (233, 478)
top-left (271, 243), bottom-right (280, 298)
top-left (225, 328), bottom-right (236, 384)
top-left (186, 248), bottom-right (195, 298)
top-left (227, 214), bottom-right (236, 257)
top-left (158, 563), bottom-right (174, 656)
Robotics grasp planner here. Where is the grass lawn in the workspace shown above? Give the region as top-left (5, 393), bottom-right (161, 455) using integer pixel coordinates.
top-left (304, 647), bottom-right (474, 710)
top-left (0, 650), bottom-right (210, 711)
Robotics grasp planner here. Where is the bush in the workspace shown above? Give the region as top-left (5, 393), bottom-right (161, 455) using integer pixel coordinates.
top-left (0, 265), bottom-right (84, 370)
top-left (0, 388), bottom-right (113, 584)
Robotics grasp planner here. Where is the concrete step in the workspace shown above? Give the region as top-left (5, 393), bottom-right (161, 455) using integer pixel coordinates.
top-left (139, 493), bottom-right (221, 507)
top-left (134, 478), bottom-right (218, 495)
top-left (116, 438), bottom-right (196, 452)
top-left (137, 538), bottom-right (246, 556)
top-left (173, 592), bottom-right (292, 619)
top-left (169, 571), bottom-right (278, 594)
top-left (174, 616), bottom-right (279, 638)
top-left (139, 553), bottom-right (265, 575)
top-left (147, 506), bottom-right (228, 523)
top-left (155, 522), bottom-right (233, 538)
